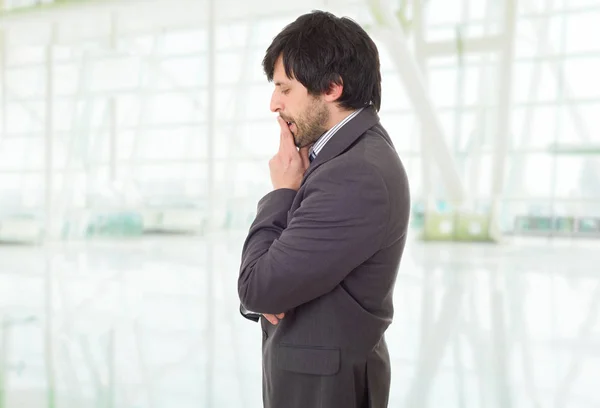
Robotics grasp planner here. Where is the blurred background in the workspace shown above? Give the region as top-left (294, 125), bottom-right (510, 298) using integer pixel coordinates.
top-left (0, 0), bottom-right (599, 407)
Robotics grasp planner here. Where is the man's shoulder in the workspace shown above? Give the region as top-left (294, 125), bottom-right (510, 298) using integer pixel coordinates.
top-left (341, 123), bottom-right (399, 163)
top-left (308, 149), bottom-right (387, 194)
top-left (307, 121), bottom-right (403, 182)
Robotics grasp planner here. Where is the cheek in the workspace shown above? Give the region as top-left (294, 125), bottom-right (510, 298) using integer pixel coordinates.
top-left (290, 105), bottom-right (304, 122)
top-left (288, 110), bottom-right (299, 124)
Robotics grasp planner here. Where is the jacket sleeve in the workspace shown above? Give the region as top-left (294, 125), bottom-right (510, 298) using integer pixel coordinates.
top-left (238, 162), bottom-right (389, 314)
top-left (238, 187), bottom-right (298, 321)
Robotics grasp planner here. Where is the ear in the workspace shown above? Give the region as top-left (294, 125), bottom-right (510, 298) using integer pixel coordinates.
top-left (323, 78), bottom-right (343, 103)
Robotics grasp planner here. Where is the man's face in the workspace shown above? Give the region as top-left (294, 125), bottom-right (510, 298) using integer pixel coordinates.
top-left (269, 56), bottom-right (330, 148)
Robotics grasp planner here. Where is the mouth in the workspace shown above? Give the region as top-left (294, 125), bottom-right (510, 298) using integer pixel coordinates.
top-left (282, 119), bottom-right (295, 129)
top-left (280, 116), bottom-right (296, 133)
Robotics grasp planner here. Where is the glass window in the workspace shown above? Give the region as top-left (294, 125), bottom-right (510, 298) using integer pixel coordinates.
top-left (0, 138), bottom-right (41, 170)
top-left (566, 11), bottom-right (600, 53)
top-left (563, 57), bottom-right (600, 99)
top-left (553, 156), bottom-right (585, 197)
top-left (249, 48), bottom-right (269, 83)
top-left (380, 75), bottom-right (412, 112)
top-left (425, 0), bottom-right (464, 26)
top-left (406, 158), bottom-right (423, 197)
top-left (515, 17), bottom-right (563, 58)
top-left (233, 84), bottom-right (273, 120)
top-left (136, 128), bottom-right (188, 160)
top-left (215, 161), bottom-right (270, 202)
top-left (162, 29), bottom-right (207, 55)
top-left (6, 66), bottom-right (45, 99)
top-left (252, 17), bottom-right (291, 47)
top-left (472, 153), bottom-right (494, 197)
top-left (146, 92), bottom-right (205, 124)
top-left (379, 113), bottom-right (419, 152)
top-left (216, 52), bottom-right (247, 85)
top-left (468, 0), bottom-right (491, 21)
top-left (377, 42), bottom-right (400, 76)
top-left (155, 56), bottom-right (207, 89)
top-left (511, 106), bottom-right (559, 148)
top-left (425, 26), bottom-right (458, 42)
top-left (428, 67), bottom-right (458, 107)
top-left (6, 45), bottom-right (44, 66)
top-left (564, 0), bottom-right (600, 10)
top-left (513, 61), bottom-right (559, 103)
top-left (217, 21), bottom-right (250, 49)
top-left (516, 153), bottom-right (554, 197)
top-left (89, 56), bottom-right (141, 92)
top-left (560, 103), bottom-right (600, 143)
top-left (6, 102), bottom-right (44, 134)
top-left (213, 120), bottom-right (279, 160)
top-left (578, 158), bottom-right (600, 198)
top-left (115, 95), bottom-right (142, 128)
top-left (54, 63), bottom-right (80, 96)
top-left (462, 65), bottom-right (482, 107)
top-left (457, 111), bottom-right (479, 151)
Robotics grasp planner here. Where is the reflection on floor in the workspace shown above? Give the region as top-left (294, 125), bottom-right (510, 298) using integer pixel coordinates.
top-left (0, 232), bottom-right (598, 408)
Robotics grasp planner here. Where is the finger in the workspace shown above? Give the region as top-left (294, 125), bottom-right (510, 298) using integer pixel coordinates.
top-left (275, 313), bottom-right (285, 319)
top-left (277, 116), bottom-right (294, 151)
top-left (277, 117), bottom-right (296, 154)
top-left (263, 314), bottom-right (279, 325)
top-left (299, 146), bottom-right (311, 169)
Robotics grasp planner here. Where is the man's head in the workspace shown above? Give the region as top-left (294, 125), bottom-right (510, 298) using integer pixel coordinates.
top-left (263, 11), bottom-right (381, 148)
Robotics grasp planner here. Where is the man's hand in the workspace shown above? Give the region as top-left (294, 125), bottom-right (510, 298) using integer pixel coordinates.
top-left (262, 119), bottom-right (304, 324)
top-left (269, 117), bottom-right (311, 191)
top-left (263, 313), bottom-right (285, 325)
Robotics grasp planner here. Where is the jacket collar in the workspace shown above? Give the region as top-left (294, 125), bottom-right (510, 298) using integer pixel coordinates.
top-left (303, 105), bottom-right (380, 181)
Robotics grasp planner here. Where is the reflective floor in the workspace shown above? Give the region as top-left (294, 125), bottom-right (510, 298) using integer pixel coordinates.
top-left (0, 232), bottom-right (598, 407)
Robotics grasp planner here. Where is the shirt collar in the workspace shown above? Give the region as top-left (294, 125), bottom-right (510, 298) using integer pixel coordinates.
top-left (308, 107), bottom-right (365, 159)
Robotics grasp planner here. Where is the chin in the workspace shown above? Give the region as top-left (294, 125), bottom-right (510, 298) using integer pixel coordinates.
top-left (299, 140), bottom-right (315, 149)
top-left (294, 136), bottom-right (305, 148)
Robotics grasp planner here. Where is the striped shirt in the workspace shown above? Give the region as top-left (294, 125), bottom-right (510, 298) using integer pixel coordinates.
top-left (308, 107), bottom-right (365, 162)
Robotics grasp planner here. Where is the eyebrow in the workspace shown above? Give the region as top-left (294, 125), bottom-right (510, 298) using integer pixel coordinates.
top-left (274, 81), bottom-right (289, 87)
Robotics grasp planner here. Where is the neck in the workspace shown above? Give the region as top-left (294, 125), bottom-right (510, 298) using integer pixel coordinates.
top-left (324, 107), bottom-right (356, 130)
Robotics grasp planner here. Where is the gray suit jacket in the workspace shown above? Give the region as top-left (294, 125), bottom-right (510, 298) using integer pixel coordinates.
top-left (238, 106), bottom-right (410, 408)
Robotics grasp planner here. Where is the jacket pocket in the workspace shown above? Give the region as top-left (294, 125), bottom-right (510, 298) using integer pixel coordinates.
top-left (274, 344), bottom-right (340, 376)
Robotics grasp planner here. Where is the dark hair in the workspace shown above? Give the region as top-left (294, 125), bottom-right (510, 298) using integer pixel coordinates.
top-left (262, 10), bottom-right (381, 112)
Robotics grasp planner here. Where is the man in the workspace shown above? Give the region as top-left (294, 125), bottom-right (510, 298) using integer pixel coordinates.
top-left (237, 10), bottom-right (410, 408)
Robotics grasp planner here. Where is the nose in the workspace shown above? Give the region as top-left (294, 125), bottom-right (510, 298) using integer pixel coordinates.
top-left (270, 90), bottom-right (282, 113)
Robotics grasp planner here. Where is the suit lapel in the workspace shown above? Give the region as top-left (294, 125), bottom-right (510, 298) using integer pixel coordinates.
top-left (303, 106), bottom-right (380, 181)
